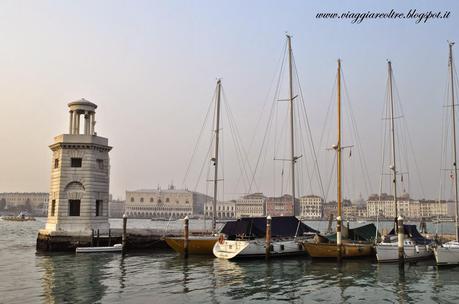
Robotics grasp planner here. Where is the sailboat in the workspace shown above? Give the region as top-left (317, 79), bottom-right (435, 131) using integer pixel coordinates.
top-left (302, 59), bottom-right (374, 259)
top-left (164, 80), bottom-right (223, 255)
top-left (375, 61), bottom-right (433, 262)
top-left (213, 35), bottom-right (317, 259)
top-left (434, 41), bottom-right (459, 266)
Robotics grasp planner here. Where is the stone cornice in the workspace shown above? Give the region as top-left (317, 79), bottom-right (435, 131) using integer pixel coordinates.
top-left (49, 142), bottom-right (112, 152)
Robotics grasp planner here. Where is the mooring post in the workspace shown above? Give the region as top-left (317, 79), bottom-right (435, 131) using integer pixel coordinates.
top-left (108, 228), bottom-right (111, 246)
top-left (91, 229), bottom-right (94, 247)
top-left (398, 215), bottom-right (404, 268)
top-left (337, 215), bottom-right (342, 263)
top-left (122, 214), bottom-right (127, 253)
top-left (266, 215), bottom-right (272, 259)
top-left (184, 215), bottom-right (189, 258)
top-left (96, 229), bottom-right (100, 247)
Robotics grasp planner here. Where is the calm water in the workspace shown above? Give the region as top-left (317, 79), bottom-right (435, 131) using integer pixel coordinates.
top-left (1, 218), bottom-right (459, 304)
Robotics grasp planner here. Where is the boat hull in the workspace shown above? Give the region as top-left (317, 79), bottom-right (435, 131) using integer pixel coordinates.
top-left (376, 242), bottom-right (433, 262)
top-left (434, 241), bottom-right (459, 265)
top-left (213, 239), bottom-right (305, 260)
top-left (164, 236), bottom-right (218, 255)
top-left (76, 244), bottom-right (123, 253)
top-left (303, 242), bottom-right (374, 258)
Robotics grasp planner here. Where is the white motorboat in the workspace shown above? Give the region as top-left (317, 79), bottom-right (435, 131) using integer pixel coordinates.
top-left (434, 241), bottom-right (459, 265)
top-left (76, 243), bottom-right (123, 253)
top-left (376, 236), bottom-right (432, 262)
top-left (213, 237), bottom-right (304, 259)
top-left (212, 216), bottom-right (316, 259)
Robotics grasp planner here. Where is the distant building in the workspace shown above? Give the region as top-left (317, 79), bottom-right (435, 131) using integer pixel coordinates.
top-left (366, 193), bottom-right (449, 219)
top-left (0, 192), bottom-right (49, 216)
top-left (236, 193), bottom-right (266, 218)
top-left (343, 204), bottom-right (367, 219)
top-left (266, 195), bottom-right (294, 217)
top-left (298, 195), bottom-right (323, 218)
top-left (367, 193), bottom-right (399, 219)
top-left (322, 199), bottom-right (352, 219)
top-left (125, 186), bottom-right (210, 219)
top-left (323, 201), bottom-right (337, 219)
top-left (204, 200), bottom-right (236, 219)
top-left (109, 199), bottom-right (125, 218)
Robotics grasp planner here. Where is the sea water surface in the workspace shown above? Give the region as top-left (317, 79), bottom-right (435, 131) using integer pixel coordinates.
top-left (1, 218), bottom-right (459, 304)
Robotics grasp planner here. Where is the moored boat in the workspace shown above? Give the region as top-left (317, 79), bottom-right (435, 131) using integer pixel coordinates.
top-left (434, 241), bottom-right (459, 265)
top-left (376, 225), bottom-right (433, 262)
top-left (165, 235), bottom-right (218, 255)
top-left (434, 42), bottom-right (459, 266)
top-left (302, 59), bottom-right (374, 259)
top-left (76, 243), bottom-right (123, 253)
top-left (164, 79), bottom-right (224, 255)
top-left (303, 224), bottom-right (377, 258)
top-left (213, 216), bottom-right (317, 259)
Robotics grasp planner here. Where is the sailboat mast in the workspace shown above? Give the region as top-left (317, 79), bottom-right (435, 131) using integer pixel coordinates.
top-left (287, 35), bottom-right (296, 207)
top-left (337, 59), bottom-right (342, 221)
top-left (336, 59), bottom-right (343, 260)
top-left (448, 42), bottom-right (459, 241)
top-left (212, 79), bottom-right (222, 233)
top-left (388, 61), bottom-right (398, 221)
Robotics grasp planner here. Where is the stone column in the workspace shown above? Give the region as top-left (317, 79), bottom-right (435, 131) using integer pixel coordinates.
top-left (89, 113), bottom-right (93, 135)
top-left (75, 112), bottom-right (80, 134)
top-left (72, 112), bottom-right (78, 134)
top-left (69, 111), bottom-right (74, 134)
top-left (91, 112), bottom-right (96, 135)
top-left (84, 111), bottom-right (90, 135)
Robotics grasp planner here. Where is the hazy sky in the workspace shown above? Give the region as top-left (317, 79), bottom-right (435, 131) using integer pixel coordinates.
top-left (0, 1), bottom-right (458, 201)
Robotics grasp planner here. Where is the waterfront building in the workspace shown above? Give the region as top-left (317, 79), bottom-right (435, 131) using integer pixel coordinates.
top-left (366, 193), bottom-right (448, 219)
top-left (41, 99), bottom-right (112, 235)
top-left (108, 199), bottom-right (125, 218)
top-left (419, 199), bottom-right (448, 218)
top-left (204, 200), bottom-right (236, 219)
top-left (322, 201), bottom-right (337, 219)
top-left (235, 193), bottom-right (266, 218)
top-left (125, 186), bottom-right (210, 219)
top-left (266, 195), bottom-right (295, 217)
top-left (298, 195), bottom-right (323, 218)
top-left (0, 192), bottom-right (48, 215)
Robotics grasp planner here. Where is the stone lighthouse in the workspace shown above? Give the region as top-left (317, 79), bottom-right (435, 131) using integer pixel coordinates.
top-left (37, 99), bottom-right (112, 251)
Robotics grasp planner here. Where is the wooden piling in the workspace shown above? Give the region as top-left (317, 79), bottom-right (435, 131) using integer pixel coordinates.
top-left (397, 216), bottom-right (404, 268)
top-left (122, 214), bottom-right (127, 253)
top-left (108, 229), bottom-right (111, 246)
top-left (266, 215), bottom-right (272, 259)
top-left (90, 229), bottom-right (94, 247)
top-left (336, 215), bottom-right (342, 263)
top-left (184, 216), bottom-right (189, 258)
top-left (96, 229), bottom-right (100, 247)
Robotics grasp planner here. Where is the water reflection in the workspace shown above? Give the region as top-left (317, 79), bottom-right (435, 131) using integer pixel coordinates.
top-left (37, 252), bottom-right (124, 303)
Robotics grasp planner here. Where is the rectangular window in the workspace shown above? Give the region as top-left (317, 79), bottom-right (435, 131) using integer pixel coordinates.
top-left (54, 159), bottom-right (59, 169)
top-left (97, 159), bottom-right (104, 169)
top-left (69, 199), bottom-right (80, 216)
top-left (96, 200), bottom-right (103, 216)
top-left (51, 200), bottom-right (56, 216)
top-left (71, 158), bottom-right (82, 167)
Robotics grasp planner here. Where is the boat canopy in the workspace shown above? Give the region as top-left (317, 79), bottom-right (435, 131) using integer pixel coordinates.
top-left (326, 223), bottom-right (379, 242)
top-left (220, 216), bottom-right (318, 239)
top-left (388, 224), bottom-right (432, 245)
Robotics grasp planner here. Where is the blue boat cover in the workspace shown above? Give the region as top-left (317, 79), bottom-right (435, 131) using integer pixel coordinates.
top-left (220, 216), bottom-right (318, 238)
top-left (388, 224), bottom-right (432, 245)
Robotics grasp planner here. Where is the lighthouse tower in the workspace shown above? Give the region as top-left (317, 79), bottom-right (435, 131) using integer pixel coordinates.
top-left (43, 99), bottom-right (112, 236)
